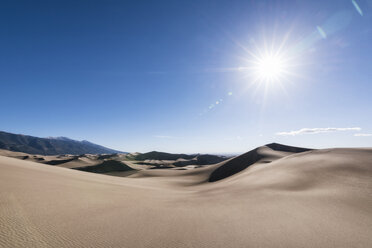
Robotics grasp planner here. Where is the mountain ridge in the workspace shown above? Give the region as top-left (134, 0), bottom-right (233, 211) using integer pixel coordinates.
top-left (0, 131), bottom-right (125, 155)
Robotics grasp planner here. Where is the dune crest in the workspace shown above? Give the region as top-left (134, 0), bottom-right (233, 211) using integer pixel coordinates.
top-left (1, 145), bottom-right (372, 247)
top-left (209, 143), bottom-right (311, 182)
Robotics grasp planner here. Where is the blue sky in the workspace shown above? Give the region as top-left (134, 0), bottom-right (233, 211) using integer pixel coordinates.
top-left (1, 0), bottom-right (372, 153)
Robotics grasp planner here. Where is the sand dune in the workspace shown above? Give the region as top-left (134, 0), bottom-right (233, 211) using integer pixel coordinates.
top-left (1, 144), bottom-right (372, 247)
top-left (0, 149), bottom-right (227, 174)
top-left (0, 149), bottom-right (136, 173)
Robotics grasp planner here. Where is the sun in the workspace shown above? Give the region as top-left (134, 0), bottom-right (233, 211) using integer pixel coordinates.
top-left (254, 54), bottom-right (287, 82)
top-left (223, 33), bottom-right (302, 95)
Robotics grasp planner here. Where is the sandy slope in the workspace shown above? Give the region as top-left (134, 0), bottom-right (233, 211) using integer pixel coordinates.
top-left (1, 146), bottom-right (372, 247)
top-left (0, 149), bottom-right (223, 172)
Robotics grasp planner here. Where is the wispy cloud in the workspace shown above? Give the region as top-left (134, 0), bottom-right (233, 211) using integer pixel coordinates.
top-left (276, 127), bottom-right (361, 136)
top-left (354, 133), bottom-right (372, 137)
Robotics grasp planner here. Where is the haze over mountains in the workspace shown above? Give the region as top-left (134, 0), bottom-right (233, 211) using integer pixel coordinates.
top-left (0, 131), bottom-right (123, 155)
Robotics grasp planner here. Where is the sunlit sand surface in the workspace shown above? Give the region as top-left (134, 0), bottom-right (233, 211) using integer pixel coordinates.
top-left (1, 144), bottom-right (372, 247)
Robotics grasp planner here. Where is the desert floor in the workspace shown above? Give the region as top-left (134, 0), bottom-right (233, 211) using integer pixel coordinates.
top-left (1, 145), bottom-right (372, 247)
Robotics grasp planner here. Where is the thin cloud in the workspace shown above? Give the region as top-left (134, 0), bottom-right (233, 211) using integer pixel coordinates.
top-left (354, 133), bottom-right (372, 137)
top-left (276, 127), bottom-right (361, 136)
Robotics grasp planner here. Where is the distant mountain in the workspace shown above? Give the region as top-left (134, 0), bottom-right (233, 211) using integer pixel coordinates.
top-left (133, 151), bottom-right (227, 166)
top-left (0, 131), bottom-right (125, 155)
top-left (46, 136), bottom-right (75, 141)
top-left (134, 151), bottom-right (195, 161)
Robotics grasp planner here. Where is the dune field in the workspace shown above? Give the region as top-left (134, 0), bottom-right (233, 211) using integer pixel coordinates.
top-left (1, 144), bottom-right (372, 247)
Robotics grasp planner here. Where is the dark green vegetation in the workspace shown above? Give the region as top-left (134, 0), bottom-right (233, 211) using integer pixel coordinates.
top-left (0, 131), bottom-right (124, 155)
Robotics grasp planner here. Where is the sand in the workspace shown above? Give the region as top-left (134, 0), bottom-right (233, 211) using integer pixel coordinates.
top-left (1, 145), bottom-right (372, 247)
top-left (0, 149), bottom-right (222, 172)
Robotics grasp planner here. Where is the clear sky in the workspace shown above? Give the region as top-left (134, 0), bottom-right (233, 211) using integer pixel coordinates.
top-left (1, 0), bottom-right (372, 153)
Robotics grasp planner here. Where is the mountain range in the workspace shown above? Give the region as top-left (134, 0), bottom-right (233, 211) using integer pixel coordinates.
top-left (0, 131), bottom-right (124, 155)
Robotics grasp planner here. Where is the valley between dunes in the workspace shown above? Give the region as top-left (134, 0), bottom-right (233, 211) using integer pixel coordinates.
top-left (1, 144), bottom-right (372, 247)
